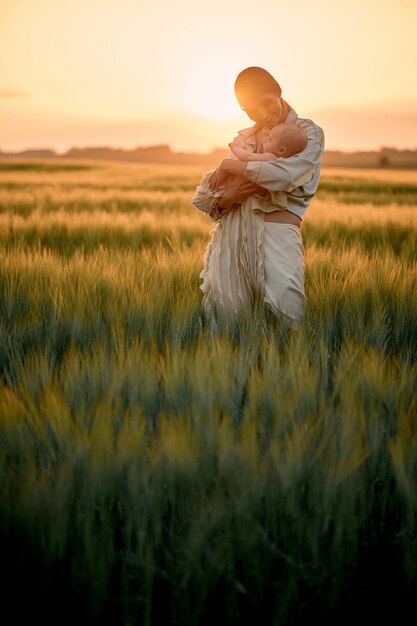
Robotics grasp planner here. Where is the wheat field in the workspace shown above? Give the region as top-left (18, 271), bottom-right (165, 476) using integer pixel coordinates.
top-left (1, 159), bottom-right (416, 625)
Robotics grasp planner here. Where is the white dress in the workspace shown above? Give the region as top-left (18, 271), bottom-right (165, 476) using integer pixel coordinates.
top-left (198, 194), bottom-right (305, 329)
top-left (192, 122), bottom-right (310, 330)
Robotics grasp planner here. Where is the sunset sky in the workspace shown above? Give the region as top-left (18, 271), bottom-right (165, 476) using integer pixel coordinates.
top-left (1, 0), bottom-right (416, 153)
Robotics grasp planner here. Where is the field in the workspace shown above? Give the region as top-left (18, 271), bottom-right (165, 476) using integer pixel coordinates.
top-left (1, 159), bottom-right (417, 625)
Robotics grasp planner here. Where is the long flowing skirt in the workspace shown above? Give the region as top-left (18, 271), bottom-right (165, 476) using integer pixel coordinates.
top-left (200, 199), bottom-right (306, 329)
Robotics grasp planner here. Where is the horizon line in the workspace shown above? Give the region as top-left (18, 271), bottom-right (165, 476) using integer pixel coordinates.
top-left (2, 143), bottom-right (417, 156)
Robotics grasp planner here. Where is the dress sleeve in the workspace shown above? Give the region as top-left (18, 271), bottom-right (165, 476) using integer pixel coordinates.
top-left (191, 170), bottom-right (223, 222)
top-left (244, 124), bottom-right (324, 192)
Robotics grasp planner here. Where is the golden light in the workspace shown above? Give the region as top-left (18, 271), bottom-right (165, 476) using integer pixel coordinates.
top-left (181, 54), bottom-right (244, 122)
top-left (1, 0), bottom-right (416, 152)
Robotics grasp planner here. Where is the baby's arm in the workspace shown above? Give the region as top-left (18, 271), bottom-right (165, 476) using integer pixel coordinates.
top-left (229, 142), bottom-right (277, 162)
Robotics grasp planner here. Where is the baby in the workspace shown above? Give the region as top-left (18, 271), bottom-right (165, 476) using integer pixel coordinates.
top-left (192, 123), bottom-right (307, 219)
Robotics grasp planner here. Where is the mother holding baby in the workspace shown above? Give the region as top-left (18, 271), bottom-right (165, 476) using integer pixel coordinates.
top-left (192, 66), bottom-right (324, 330)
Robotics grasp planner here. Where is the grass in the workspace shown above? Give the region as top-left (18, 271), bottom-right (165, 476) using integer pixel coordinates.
top-left (0, 160), bottom-right (416, 625)
top-left (0, 160), bottom-right (94, 172)
top-left (317, 178), bottom-right (417, 205)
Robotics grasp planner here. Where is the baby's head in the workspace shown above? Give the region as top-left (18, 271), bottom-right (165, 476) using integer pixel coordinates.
top-left (263, 123), bottom-right (307, 158)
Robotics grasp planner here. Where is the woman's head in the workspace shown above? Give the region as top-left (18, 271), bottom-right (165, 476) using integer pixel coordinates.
top-left (234, 67), bottom-right (287, 127)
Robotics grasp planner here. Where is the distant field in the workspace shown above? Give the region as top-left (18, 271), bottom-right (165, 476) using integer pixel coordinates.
top-left (1, 160), bottom-right (416, 625)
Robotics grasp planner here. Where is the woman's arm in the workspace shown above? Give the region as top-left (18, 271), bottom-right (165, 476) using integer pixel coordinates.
top-left (213, 158), bottom-right (247, 184)
top-left (195, 125), bottom-right (281, 215)
top-left (192, 170), bottom-right (265, 217)
top-left (217, 175), bottom-right (269, 211)
top-left (209, 154), bottom-right (277, 193)
top-left (244, 123), bottom-right (325, 192)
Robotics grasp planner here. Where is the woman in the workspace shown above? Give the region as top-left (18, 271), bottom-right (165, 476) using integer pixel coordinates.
top-left (192, 66), bottom-right (324, 329)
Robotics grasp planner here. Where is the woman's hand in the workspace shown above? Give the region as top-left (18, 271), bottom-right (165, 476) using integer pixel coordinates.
top-left (218, 175), bottom-right (268, 211)
top-left (207, 165), bottom-right (229, 193)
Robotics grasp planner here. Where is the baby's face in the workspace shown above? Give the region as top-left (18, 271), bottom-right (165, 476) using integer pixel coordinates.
top-left (263, 126), bottom-right (285, 155)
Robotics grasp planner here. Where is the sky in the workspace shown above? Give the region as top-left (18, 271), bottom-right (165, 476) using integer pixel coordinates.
top-left (1, 0), bottom-right (417, 153)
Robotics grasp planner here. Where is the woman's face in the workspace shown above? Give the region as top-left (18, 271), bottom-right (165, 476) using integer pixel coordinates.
top-left (238, 91), bottom-right (285, 127)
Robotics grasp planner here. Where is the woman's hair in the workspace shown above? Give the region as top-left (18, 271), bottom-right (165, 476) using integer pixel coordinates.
top-left (234, 67), bottom-right (282, 103)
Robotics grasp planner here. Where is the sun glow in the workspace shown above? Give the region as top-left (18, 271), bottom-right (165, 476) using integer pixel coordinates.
top-left (1, 0), bottom-right (417, 152)
top-left (181, 56), bottom-right (244, 122)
